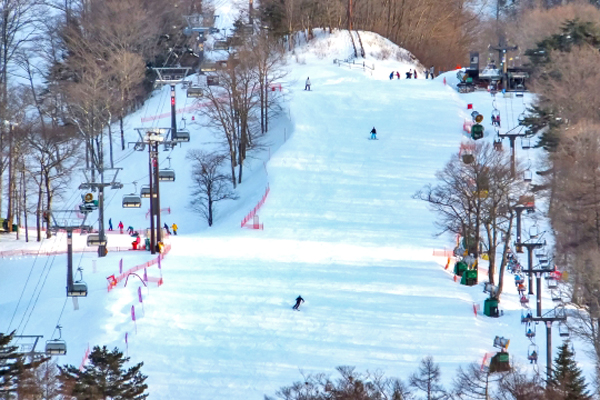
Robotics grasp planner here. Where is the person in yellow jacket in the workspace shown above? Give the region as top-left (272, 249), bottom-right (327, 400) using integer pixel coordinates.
top-left (171, 223), bottom-right (178, 235)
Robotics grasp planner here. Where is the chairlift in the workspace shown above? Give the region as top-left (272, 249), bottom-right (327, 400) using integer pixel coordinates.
top-left (529, 225), bottom-right (539, 239)
top-left (551, 289), bottom-right (562, 302)
top-left (122, 194), bottom-right (142, 208)
top-left (172, 129), bottom-right (190, 143)
top-left (206, 76), bottom-right (219, 86)
top-left (67, 281), bottom-right (88, 297)
top-left (186, 86), bottom-right (204, 98)
top-left (493, 139), bottom-right (503, 151)
top-left (140, 185), bottom-right (153, 198)
top-left (527, 344), bottom-right (539, 363)
top-left (525, 323), bottom-right (536, 339)
top-left (158, 169), bottom-right (176, 182)
top-left (213, 40), bottom-right (229, 51)
top-left (86, 234), bottom-right (107, 247)
top-left (524, 169), bottom-right (533, 183)
top-left (520, 295), bottom-right (529, 306)
top-left (555, 305), bottom-right (567, 319)
top-left (491, 110), bottom-right (501, 128)
top-left (521, 310), bottom-right (533, 324)
top-left (558, 322), bottom-right (570, 338)
top-left (45, 326), bottom-right (66, 355)
top-left (521, 138), bottom-right (531, 150)
top-left (547, 277), bottom-right (558, 289)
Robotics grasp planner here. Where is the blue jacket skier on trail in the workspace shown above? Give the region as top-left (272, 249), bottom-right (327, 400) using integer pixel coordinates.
top-left (293, 295), bottom-right (304, 310)
top-left (370, 127), bottom-right (377, 140)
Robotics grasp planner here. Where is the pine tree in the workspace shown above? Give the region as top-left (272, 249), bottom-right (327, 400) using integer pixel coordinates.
top-left (546, 342), bottom-right (590, 400)
top-left (0, 330), bottom-right (43, 399)
top-left (58, 345), bottom-right (148, 400)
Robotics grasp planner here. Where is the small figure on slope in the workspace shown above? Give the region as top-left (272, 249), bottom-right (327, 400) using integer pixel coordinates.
top-left (304, 77), bottom-right (311, 91)
top-left (292, 295), bottom-right (304, 310)
top-left (389, 71), bottom-right (394, 80)
top-left (108, 218), bottom-right (113, 231)
top-left (370, 127), bottom-right (377, 140)
top-left (118, 221), bottom-right (124, 234)
top-left (171, 223), bottom-right (178, 235)
top-left (163, 223), bottom-right (171, 235)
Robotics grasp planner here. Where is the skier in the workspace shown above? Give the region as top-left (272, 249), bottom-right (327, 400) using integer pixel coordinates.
top-left (370, 127), bottom-right (377, 140)
top-left (292, 295), bottom-right (304, 310)
top-left (171, 223), bottom-right (178, 235)
top-left (406, 70), bottom-right (412, 79)
top-left (429, 66), bottom-right (435, 79)
top-left (118, 221), bottom-right (124, 234)
top-left (396, 71), bottom-right (400, 79)
top-left (163, 223), bottom-right (171, 235)
top-left (425, 70), bottom-right (430, 79)
top-left (127, 225), bottom-right (134, 235)
top-left (108, 218), bottom-right (113, 231)
top-left (389, 71), bottom-right (394, 80)
top-left (304, 77), bottom-right (311, 91)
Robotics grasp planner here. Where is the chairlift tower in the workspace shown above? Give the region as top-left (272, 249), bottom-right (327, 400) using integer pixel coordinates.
top-left (78, 168), bottom-right (123, 257)
top-left (153, 67), bottom-right (190, 140)
top-left (518, 240), bottom-right (545, 298)
top-left (47, 210), bottom-right (92, 301)
top-left (497, 128), bottom-right (527, 179)
top-left (13, 334), bottom-right (46, 362)
top-left (130, 128), bottom-right (181, 254)
top-left (529, 310), bottom-right (568, 380)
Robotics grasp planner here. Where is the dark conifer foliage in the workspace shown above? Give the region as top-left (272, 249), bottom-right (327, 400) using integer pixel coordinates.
top-left (58, 345), bottom-right (148, 400)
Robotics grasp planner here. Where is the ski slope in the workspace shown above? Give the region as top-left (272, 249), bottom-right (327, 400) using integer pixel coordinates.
top-left (0, 28), bottom-right (593, 399)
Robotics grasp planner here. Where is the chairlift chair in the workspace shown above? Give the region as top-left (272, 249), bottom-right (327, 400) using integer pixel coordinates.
top-left (529, 225), bottom-right (539, 239)
top-left (547, 277), bottom-right (558, 289)
top-left (527, 344), bottom-right (539, 363)
top-left (140, 185), bottom-right (152, 198)
top-left (520, 295), bottom-right (529, 306)
top-left (186, 86), bottom-right (204, 98)
top-left (521, 310), bottom-right (533, 324)
top-left (67, 281), bottom-right (88, 297)
top-left (525, 323), bottom-right (536, 339)
top-left (471, 124), bottom-right (484, 140)
top-left (172, 129), bottom-right (190, 143)
top-left (524, 169), bottom-right (533, 183)
top-left (122, 194), bottom-right (142, 208)
top-left (45, 339), bottom-right (67, 355)
top-left (558, 322), bottom-right (570, 337)
top-left (86, 234), bottom-right (106, 247)
top-left (158, 169), bottom-right (176, 182)
top-left (521, 138), bottom-right (531, 149)
top-left (550, 289), bottom-right (561, 302)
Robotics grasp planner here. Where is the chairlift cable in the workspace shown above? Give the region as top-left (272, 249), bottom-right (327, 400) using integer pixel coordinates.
top-left (19, 245), bottom-right (60, 335)
top-left (51, 298), bottom-right (68, 339)
top-left (5, 235), bottom-right (55, 332)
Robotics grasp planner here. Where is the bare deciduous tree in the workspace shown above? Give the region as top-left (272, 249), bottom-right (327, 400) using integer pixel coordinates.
top-left (187, 150), bottom-right (238, 226)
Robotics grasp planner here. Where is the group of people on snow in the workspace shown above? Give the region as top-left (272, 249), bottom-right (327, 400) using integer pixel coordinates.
top-left (389, 67), bottom-right (435, 80)
top-left (108, 218), bottom-right (178, 236)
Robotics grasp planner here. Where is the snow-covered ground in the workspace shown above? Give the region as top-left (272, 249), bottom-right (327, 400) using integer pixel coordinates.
top-left (0, 26), bottom-right (592, 400)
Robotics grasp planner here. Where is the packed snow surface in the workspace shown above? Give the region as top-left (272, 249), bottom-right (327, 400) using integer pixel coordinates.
top-left (0, 27), bottom-right (592, 399)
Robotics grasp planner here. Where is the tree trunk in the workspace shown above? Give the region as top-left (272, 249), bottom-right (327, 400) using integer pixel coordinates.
top-left (120, 115), bottom-right (125, 150)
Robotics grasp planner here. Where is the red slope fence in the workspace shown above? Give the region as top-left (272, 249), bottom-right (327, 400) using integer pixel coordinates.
top-left (241, 185), bottom-right (270, 229)
top-left (106, 243), bottom-right (171, 292)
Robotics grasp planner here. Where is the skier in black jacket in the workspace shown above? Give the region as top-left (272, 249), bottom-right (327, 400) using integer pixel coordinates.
top-left (293, 295), bottom-right (304, 310)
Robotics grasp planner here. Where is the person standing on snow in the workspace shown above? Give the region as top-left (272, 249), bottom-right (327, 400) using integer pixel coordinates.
top-left (396, 71), bottom-right (400, 79)
top-left (406, 70), bottom-right (412, 79)
top-left (118, 221), bottom-right (124, 234)
top-left (414, 70), bottom-right (418, 79)
top-left (293, 295), bottom-right (305, 310)
top-left (171, 223), bottom-right (178, 235)
top-left (304, 77), bottom-right (311, 91)
top-left (430, 66), bottom-right (435, 79)
top-left (108, 218), bottom-right (113, 231)
top-left (163, 223), bottom-right (171, 235)
top-left (370, 127), bottom-right (377, 140)
top-left (389, 71), bottom-right (394, 80)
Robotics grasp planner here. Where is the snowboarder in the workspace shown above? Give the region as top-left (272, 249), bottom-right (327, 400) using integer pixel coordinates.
top-left (425, 70), bottom-right (430, 79)
top-left (406, 70), bottom-right (412, 79)
top-left (108, 218), bottom-right (113, 231)
top-left (171, 223), bottom-right (178, 235)
top-left (370, 127), bottom-right (377, 140)
top-left (293, 295), bottom-right (304, 310)
top-left (304, 77), bottom-right (311, 91)
top-left (127, 225), bottom-right (134, 235)
top-left (118, 221), bottom-right (124, 234)
top-left (430, 66), bottom-right (435, 79)
top-left (389, 71), bottom-right (394, 80)
top-left (163, 223), bottom-right (171, 235)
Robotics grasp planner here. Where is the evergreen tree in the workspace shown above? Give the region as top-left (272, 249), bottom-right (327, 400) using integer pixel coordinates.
top-left (546, 342), bottom-right (590, 400)
top-left (0, 330), bottom-right (44, 399)
top-left (58, 345), bottom-right (148, 400)
top-left (520, 105), bottom-right (562, 152)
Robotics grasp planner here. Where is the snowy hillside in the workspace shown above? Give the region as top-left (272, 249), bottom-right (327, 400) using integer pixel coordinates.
top-left (1, 26), bottom-right (592, 400)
